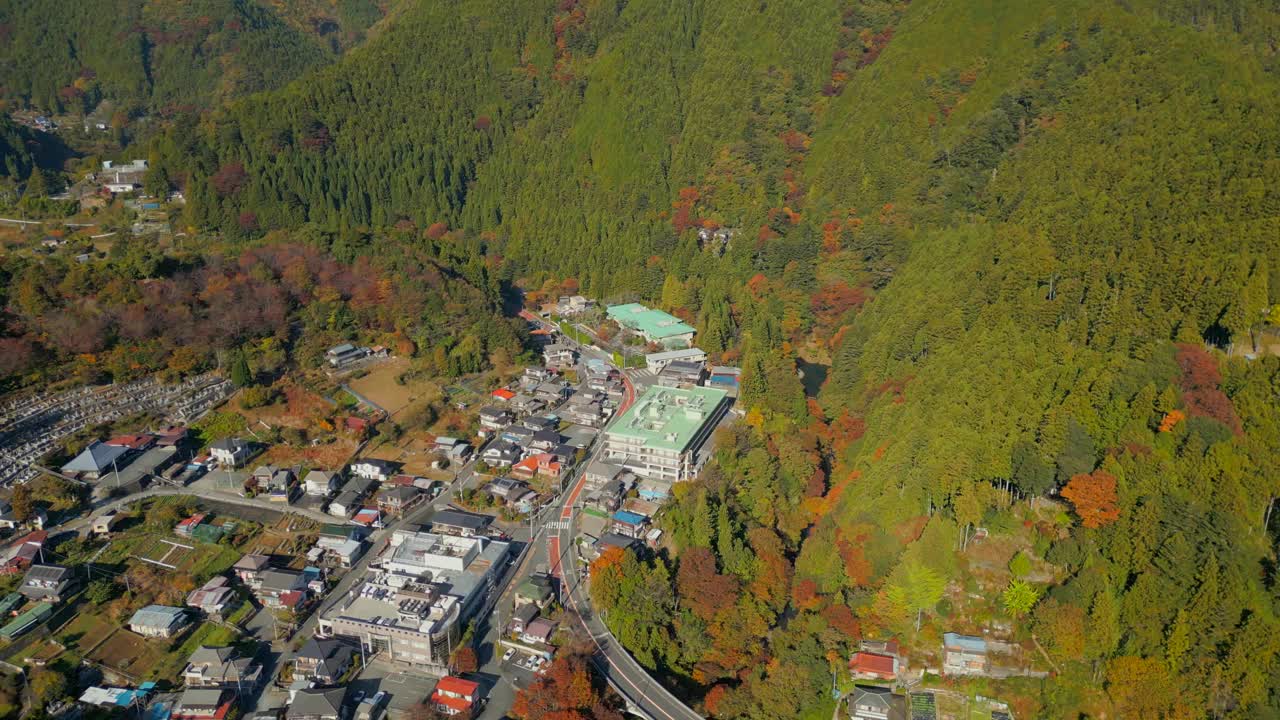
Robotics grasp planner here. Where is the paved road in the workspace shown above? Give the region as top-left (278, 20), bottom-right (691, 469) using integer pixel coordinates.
top-left (546, 364), bottom-right (703, 720)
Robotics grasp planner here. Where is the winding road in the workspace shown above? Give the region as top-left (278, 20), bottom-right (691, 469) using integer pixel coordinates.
top-left (544, 351), bottom-right (704, 720)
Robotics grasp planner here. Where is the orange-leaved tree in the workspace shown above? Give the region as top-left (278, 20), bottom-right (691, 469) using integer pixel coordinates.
top-left (1062, 470), bottom-right (1121, 528)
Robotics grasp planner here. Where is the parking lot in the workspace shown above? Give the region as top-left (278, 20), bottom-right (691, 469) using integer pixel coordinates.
top-left (355, 660), bottom-right (442, 719)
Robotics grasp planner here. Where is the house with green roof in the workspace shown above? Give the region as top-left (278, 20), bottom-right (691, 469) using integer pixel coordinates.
top-left (606, 304), bottom-right (696, 348)
top-left (602, 385), bottom-right (729, 481)
top-left (0, 601), bottom-right (52, 638)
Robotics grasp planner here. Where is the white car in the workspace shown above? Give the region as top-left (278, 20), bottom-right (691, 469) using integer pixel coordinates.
top-left (502, 648), bottom-right (515, 662)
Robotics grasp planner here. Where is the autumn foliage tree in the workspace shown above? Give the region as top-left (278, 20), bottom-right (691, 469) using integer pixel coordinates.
top-left (676, 547), bottom-right (739, 621)
top-left (510, 645), bottom-right (623, 720)
top-left (1061, 469), bottom-right (1121, 529)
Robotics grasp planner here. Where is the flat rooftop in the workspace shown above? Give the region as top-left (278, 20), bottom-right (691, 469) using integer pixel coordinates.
top-left (606, 304), bottom-right (696, 339)
top-left (605, 385), bottom-right (728, 452)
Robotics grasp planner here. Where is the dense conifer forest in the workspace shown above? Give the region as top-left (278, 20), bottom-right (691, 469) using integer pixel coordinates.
top-left (5, 0), bottom-right (1280, 717)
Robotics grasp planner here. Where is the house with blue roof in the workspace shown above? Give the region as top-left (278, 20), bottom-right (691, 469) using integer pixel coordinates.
top-left (942, 632), bottom-right (990, 675)
top-left (610, 510), bottom-right (649, 539)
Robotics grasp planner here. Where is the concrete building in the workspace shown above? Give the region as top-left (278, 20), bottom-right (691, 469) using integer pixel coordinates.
top-left (601, 385), bottom-right (730, 481)
top-left (606, 304), bottom-right (696, 348)
top-left (656, 360), bottom-right (706, 388)
top-left (645, 347), bottom-right (707, 372)
top-left (20, 564), bottom-right (77, 603)
top-left (318, 530), bottom-right (508, 672)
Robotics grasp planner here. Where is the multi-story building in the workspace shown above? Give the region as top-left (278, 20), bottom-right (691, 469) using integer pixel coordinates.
top-left (318, 531), bottom-right (508, 672)
top-left (601, 385), bottom-right (730, 481)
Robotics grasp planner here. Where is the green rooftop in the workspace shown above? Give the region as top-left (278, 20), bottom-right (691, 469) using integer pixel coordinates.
top-left (1, 602), bottom-right (52, 638)
top-left (606, 385), bottom-right (728, 452)
top-left (606, 304), bottom-right (696, 341)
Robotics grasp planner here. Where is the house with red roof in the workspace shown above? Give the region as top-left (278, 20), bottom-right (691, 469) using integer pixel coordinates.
top-left (431, 676), bottom-right (480, 718)
top-left (491, 388), bottom-right (516, 402)
top-left (106, 434), bottom-right (156, 451)
top-left (1, 531), bottom-right (46, 574)
top-left (849, 650), bottom-right (899, 681)
top-left (175, 513), bottom-right (208, 536)
top-left (510, 453), bottom-right (562, 482)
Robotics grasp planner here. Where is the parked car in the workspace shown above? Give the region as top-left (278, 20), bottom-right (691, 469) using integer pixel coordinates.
top-left (502, 648), bottom-right (516, 662)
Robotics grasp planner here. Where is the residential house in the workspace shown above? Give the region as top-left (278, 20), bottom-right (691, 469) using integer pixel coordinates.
top-left (585, 478), bottom-right (625, 513)
top-left (510, 394), bottom-right (545, 416)
top-left (636, 478), bottom-right (673, 503)
top-left (520, 618), bottom-right (557, 645)
top-left (486, 478), bottom-right (534, 508)
top-left (317, 525), bottom-right (366, 548)
top-left (328, 539), bottom-right (366, 568)
top-left (328, 491), bottom-right (361, 518)
top-left (377, 486), bottom-right (423, 517)
top-left (304, 471), bottom-right (341, 496)
top-left (286, 687), bottom-right (346, 720)
top-left (555, 295), bottom-right (594, 315)
top-left (106, 434), bottom-right (156, 452)
top-left (543, 344), bottom-right (577, 368)
top-left (522, 413), bottom-right (559, 432)
top-left (233, 554), bottom-right (271, 586)
top-left (349, 459), bottom-right (395, 482)
top-left (431, 676), bottom-right (480, 718)
top-left (325, 343), bottom-right (367, 367)
top-left (91, 510), bottom-right (124, 536)
top-left (850, 651), bottom-right (899, 681)
top-left (500, 425), bottom-right (535, 447)
top-left (515, 575), bottom-right (554, 608)
top-left (529, 429), bottom-right (561, 452)
top-left (480, 441), bottom-right (521, 468)
top-left (154, 426), bottom-right (190, 447)
top-left (533, 381), bottom-right (572, 404)
top-left (186, 577), bottom-right (238, 617)
top-left (60, 440), bottom-right (131, 479)
top-left (610, 510), bottom-right (648, 539)
top-left (183, 646), bottom-right (263, 690)
top-left (430, 509), bottom-right (492, 538)
top-left (564, 399), bottom-right (607, 427)
top-left (20, 564), bottom-right (77, 603)
top-left (509, 603), bottom-right (539, 635)
top-left (256, 569), bottom-right (307, 608)
top-left (520, 367), bottom-right (555, 389)
top-left (351, 508), bottom-right (382, 528)
top-left (294, 638), bottom-right (355, 685)
top-left (942, 633), bottom-right (989, 676)
top-left (0, 531), bottom-right (45, 574)
top-left (509, 454), bottom-right (546, 482)
top-left (478, 406), bottom-right (513, 430)
top-left (172, 689), bottom-right (231, 720)
top-left (129, 605), bottom-right (191, 638)
top-left (848, 685), bottom-right (905, 720)
top-left (209, 438), bottom-right (252, 468)
top-left (584, 460), bottom-right (627, 491)
top-left (490, 387), bottom-right (516, 402)
top-left (586, 533), bottom-right (636, 561)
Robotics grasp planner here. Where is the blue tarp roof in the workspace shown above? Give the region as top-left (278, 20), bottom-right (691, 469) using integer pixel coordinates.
top-left (612, 510), bottom-right (647, 525)
top-left (943, 632), bottom-right (987, 652)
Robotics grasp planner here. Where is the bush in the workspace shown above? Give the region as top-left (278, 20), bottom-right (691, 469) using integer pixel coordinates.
top-left (240, 385), bottom-right (281, 408)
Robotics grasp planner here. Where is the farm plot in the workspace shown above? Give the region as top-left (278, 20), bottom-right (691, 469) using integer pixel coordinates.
top-left (56, 612), bottom-right (116, 651)
top-left (86, 627), bottom-right (165, 679)
top-left (131, 537), bottom-right (196, 570)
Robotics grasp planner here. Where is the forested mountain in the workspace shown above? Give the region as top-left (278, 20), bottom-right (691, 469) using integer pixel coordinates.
top-left (8, 0), bottom-right (1280, 716)
top-left (0, 0), bottom-right (398, 114)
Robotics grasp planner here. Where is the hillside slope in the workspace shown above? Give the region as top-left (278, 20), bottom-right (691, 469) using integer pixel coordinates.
top-left (126, 0), bottom-right (1280, 717)
top-left (0, 0), bottom-right (398, 114)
